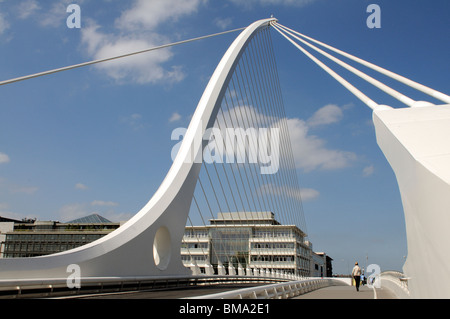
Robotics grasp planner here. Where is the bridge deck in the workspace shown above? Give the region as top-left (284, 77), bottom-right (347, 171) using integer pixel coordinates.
top-left (294, 284), bottom-right (397, 299)
top-left (55, 283), bottom-right (398, 299)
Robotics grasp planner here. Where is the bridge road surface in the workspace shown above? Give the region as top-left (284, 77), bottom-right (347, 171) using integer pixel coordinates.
top-left (61, 283), bottom-right (397, 299)
top-left (294, 285), bottom-right (397, 299)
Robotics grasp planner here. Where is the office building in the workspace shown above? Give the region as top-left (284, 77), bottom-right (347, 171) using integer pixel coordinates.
top-left (0, 214), bottom-right (121, 258)
top-left (181, 211), bottom-right (320, 277)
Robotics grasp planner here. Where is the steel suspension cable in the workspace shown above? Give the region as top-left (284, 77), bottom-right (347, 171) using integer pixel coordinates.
top-left (257, 28), bottom-right (300, 229)
top-left (275, 23), bottom-right (450, 105)
top-left (250, 29), bottom-right (297, 229)
top-left (262, 28), bottom-right (308, 233)
top-left (256, 30), bottom-right (308, 275)
top-left (0, 27), bottom-right (246, 87)
top-left (273, 24), bottom-right (418, 107)
top-left (244, 29), bottom-right (299, 273)
top-left (271, 24), bottom-right (380, 110)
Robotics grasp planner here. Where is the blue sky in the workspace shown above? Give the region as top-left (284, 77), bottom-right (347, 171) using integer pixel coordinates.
top-left (0, 0), bottom-right (448, 275)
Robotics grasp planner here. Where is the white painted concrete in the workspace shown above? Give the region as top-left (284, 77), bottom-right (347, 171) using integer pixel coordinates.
top-left (373, 104), bottom-right (450, 298)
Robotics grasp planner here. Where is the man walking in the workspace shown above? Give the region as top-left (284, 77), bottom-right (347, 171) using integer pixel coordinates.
top-left (352, 262), bottom-right (362, 291)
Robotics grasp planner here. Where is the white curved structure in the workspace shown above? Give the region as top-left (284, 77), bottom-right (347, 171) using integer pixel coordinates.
top-left (374, 104), bottom-right (450, 299)
top-left (0, 18), bottom-right (276, 281)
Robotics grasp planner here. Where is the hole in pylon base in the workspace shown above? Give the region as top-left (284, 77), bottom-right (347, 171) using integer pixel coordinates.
top-left (153, 226), bottom-right (172, 270)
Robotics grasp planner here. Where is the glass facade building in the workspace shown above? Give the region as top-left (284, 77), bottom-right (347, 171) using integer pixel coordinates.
top-left (0, 214), bottom-right (121, 258)
top-left (181, 212), bottom-right (314, 277)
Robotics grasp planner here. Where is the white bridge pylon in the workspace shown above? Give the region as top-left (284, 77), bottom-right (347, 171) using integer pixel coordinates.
top-left (0, 18), bottom-right (277, 281)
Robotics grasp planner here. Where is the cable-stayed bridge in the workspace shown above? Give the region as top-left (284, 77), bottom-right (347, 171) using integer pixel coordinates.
top-left (0, 18), bottom-right (449, 299)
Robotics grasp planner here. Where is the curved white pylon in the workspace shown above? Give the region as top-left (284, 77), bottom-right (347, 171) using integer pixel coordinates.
top-left (374, 104), bottom-right (450, 299)
top-left (0, 18), bottom-right (276, 281)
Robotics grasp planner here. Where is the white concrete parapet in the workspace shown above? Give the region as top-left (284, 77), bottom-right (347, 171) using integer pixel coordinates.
top-left (187, 277), bottom-right (348, 299)
top-left (380, 271), bottom-right (410, 299)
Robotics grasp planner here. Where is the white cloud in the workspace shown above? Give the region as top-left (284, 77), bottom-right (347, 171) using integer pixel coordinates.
top-left (213, 103), bottom-right (356, 172)
top-left (300, 188), bottom-right (320, 201)
top-left (362, 165), bottom-right (374, 177)
top-left (16, 0), bottom-right (40, 20)
top-left (81, 24), bottom-right (184, 84)
top-left (288, 117), bottom-right (357, 171)
top-left (0, 12), bottom-right (9, 35)
top-left (169, 112), bottom-right (182, 123)
top-left (80, 0), bottom-right (205, 84)
top-left (38, 1), bottom-right (78, 28)
top-left (75, 183), bottom-right (88, 190)
top-left (0, 152), bottom-right (10, 164)
top-left (116, 0), bottom-right (205, 31)
top-left (287, 104), bottom-right (357, 172)
top-left (214, 17), bottom-right (233, 30)
top-left (259, 183), bottom-right (319, 202)
top-left (307, 104), bottom-right (343, 127)
top-left (216, 105), bottom-right (277, 129)
top-left (9, 1), bottom-right (86, 29)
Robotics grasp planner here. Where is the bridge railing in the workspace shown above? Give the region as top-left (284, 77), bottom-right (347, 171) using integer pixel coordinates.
top-left (0, 273), bottom-right (349, 299)
top-left (380, 271), bottom-right (410, 299)
top-left (0, 274), bottom-right (296, 299)
top-left (187, 277), bottom-right (350, 299)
